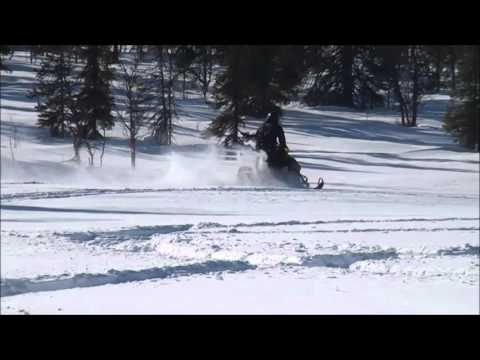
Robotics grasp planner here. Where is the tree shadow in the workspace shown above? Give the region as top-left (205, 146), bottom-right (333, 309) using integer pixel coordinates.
top-left (281, 107), bottom-right (460, 151)
top-left (0, 120), bottom-right (54, 143)
top-left (1, 104), bottom-right (37, 112)
top-left (293, 151), bottom-right (478, 174)
top-left (1, 82), bottom-right (37, 104)
top-left (298, 160), bottom-right (376, 173)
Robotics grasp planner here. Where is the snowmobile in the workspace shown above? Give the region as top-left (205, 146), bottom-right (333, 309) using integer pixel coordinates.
top-left (235, 146), bottom-right (324, 190)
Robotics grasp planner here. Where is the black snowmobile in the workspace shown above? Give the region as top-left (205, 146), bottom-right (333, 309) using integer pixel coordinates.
top-left (237, 111), bottom-right (324, 190)
top-left (236, 147), bottom-right (324, 189)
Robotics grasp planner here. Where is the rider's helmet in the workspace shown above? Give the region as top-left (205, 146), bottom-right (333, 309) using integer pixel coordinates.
top-left (266, 108), bottom-right (280, 125)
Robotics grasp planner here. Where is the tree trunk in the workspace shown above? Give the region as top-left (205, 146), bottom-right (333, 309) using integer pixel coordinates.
top-left (392, 68), bottom-right (407, 126)
top-left (203, 86), bottom-right (208, 102)
top-left (411, 46), bottom-right (419, 127)
top-left (113, 45), bottom-right (119, 62)
top-left (167, 51), bottom-right (173, 145)
top-left (231, 46), bottom-right (241, 144)
top-left (182, 72), bottom-right (186, 100)
top-left (341, 45), bottom-right (354, 107)
top-left (73, 136), bottom-right (81, 161)
top-left (60, 52), bottom-right (66, 138)
top-left (130, 137), bottom-right (136, 168)
top-left (405, 105), bottom-right (411, 126)
top-left (435, 58), bottom-right (441, 92)
top-left (155, 47), bottom-right (168, 145)
top-left (137, 46), bottom-right (144, 61)
top-left (130, 109), bottom-right (136, 168)
top-left (202, 61), bottom-right (208, 102)
top-left (449, 47), bottom-right (457, 91)
top-left (232, 105), bottom-right (239, 145)
top-left (100, 130), bottom-right (106, 168)
top-left (411, 103), bottom-right (417, 127)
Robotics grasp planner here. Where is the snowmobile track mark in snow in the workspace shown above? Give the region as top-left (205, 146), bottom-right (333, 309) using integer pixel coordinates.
top-left (1, 260), bottom-right (256, 297)
top-left (301, 249), bottom-right (399, 269)
top-left (1, 186), bottom-right (316, 202)
top-left (61, 224), bottom-right (194, 244)
top-left (2, 204), bottom-right (239, 216)
top-left (195, 217), bottom-right (480, 229)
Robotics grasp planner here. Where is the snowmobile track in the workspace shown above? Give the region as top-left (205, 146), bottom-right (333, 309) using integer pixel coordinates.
top-left (1, 260), bottom-right (256, 297)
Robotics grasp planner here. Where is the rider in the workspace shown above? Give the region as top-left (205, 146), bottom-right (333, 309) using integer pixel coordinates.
top-left (240, 109), bottom-right (322, 188)
top-left (254, 109), bottom-right (301, 174)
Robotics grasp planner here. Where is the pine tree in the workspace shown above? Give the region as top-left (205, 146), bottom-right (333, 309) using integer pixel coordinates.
top-left (0, 45), bottom-right (13, 71)
top-left (274, 45), bottom-right (308, 104)
top-left (304, 45), bottom-right (357, 107)
top-left (207, 45), bottom-right (306, 145)
top-left (354, 46), bottom-right (392, 109)
top-left (303, 45), bottom-right (333, 105)
top-left (206, 45), bottom-right (251, 146)
top-left (242, 46), bottom-right (304, 117)
top-left (31, 46), bottom-right (76, 137)
top-left (376, 45), bottom-right (434, 126)
top-left (187, 45), bottom-right (216, 102)
top-left (447, 46), bottom-right (457, 91)
top-left (444, 45), bottom-right (479, 151)
top-left (243, 45), bottom-right (278, 116)
top-left (425, 46), bottom-right (450, 92)
top-left (149, 45), bottom-right (178, 145)
top-left (111, 45), bottom-right (120, 63)
top-left (340, 45), bottom-right (354, 107)
top-left (173, 45), bottom-right (197, 100)
top-left (75, 45), bottom-right (114, 139)
top-left (304, 45), bottom-right (394, 108)
top-left (115, 52), bottom-right (157, 168)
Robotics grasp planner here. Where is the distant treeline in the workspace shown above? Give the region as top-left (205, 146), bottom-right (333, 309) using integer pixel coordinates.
top-left (1, 45), bottom-right (478, 153)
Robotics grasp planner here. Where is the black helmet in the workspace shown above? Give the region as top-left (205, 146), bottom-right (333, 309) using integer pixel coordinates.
top-left (266, 109), bottom-right (280, 124)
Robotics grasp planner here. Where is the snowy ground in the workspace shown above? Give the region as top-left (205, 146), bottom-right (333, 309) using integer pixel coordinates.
top-left (1, 52), bottom-right (479, 314)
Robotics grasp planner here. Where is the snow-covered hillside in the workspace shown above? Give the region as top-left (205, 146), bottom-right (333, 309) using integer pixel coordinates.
top-left (1, 52), bottom-right (479, 314)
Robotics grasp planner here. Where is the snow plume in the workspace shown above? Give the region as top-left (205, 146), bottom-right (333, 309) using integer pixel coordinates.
top-left (1, 144), bottom-right (263, 188)
top-left (153, 145), bottom-right (238, 187)
top-left (154, 144), bottom-right (267, 187)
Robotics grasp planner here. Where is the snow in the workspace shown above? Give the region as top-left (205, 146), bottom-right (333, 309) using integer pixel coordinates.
top-left (1, 52), bottom-right (479, 314)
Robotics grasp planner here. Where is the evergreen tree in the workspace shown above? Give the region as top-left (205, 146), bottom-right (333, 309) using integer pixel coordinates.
top-left (354, 46), bottom-right (392, 109)
top-left (111, 45), bottom-right (120, 63)
top-left (425, 45), bottom-right (450, 92)
top-left (304, 46), bottom-right (336, 106)
top-left (446, 46), bottom-right (458, 91)
top-left (274, 45), bottom-right (308, 103)
top-left (172, 45), bottom-right (197, 100)
top-left (207, 45), bottom-right (306, 145)
top-left (243, 45), bottom-right (306, 117)
top-left (187, 45), bottom-right (216, 102)
top-left (149, 45), bottom-right (178, 145)
top-left (115, 52), bottom-right (156, 168)
top-left (0, 45), bottom-right (13, 71)
top-left (303, 45), bottom-right (357, 107)
top-left (304, 45), bottom-right (395, 108)
top-left (75, 45), bottom-right (114, 139)
top-left (340, 45), bottom-right (354, 107)
top-left (206, 45), bottom-right (251, 146)
top-left (376, 45), bottom-right (434, 126)
top-left (31, 46), bottom-right (76, 137)
top-left (398, 45), bottom-right (434, 126)
top-left (444, 45), bottom-right (479, 151)
top-left (243, 45), bottom-right (278, 116)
